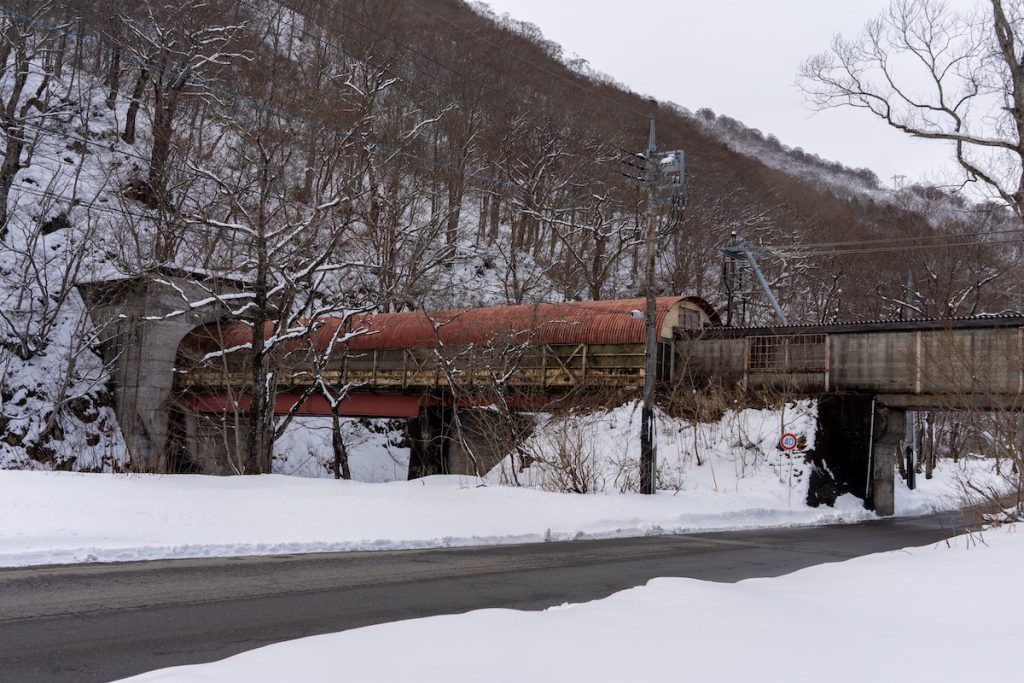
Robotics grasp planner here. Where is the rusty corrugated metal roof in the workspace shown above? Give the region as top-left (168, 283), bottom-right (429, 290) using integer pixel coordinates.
top-left (321, 296), bottom-right (688, 350)
top-left (210, 296), bottom-right (711, 352)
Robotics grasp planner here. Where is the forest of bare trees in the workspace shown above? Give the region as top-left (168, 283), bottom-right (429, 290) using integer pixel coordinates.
top-left (0, 0), bottom-right (1021, 472)
top-left (6, 0), bottom-right (1017, 316)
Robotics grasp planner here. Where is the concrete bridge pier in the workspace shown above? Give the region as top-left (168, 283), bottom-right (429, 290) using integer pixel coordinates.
top-left (870, 404), bottom-right (906, 517)
top-left (178, 411), bottom-right (250, 474)
top-left (407, 407), bottom-right (534, 479)
top-left (811, 395), bottom-right (905, 516)
top-left (446, 410), bottom-right (535, 478)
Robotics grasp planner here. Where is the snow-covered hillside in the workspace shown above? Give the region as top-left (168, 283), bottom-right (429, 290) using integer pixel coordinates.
top-left (2, 0), bottom-right (1019, 475)
top-left (488, 400), bottom-right (819, 500)
top-left (0, 53), bottom-right (141, 471)
top-left (274, 417), bottom-right (410, 481)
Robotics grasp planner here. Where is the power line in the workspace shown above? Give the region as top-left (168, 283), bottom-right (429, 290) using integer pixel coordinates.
top-left (771, 227), bottom-right (1024, 252)
top-left (22, 121), bottom-right (153, 164)
top-left (10, 183), bottom-right (158, 223)
top-left (239, 0), bottom-right (465, 112)
top-left (11, 4), bottom-right (1020, 287)
top-left (291, 0), bottom-right (497, 102)
top-left (774, 237), bottom-right (1024, 258)
top-left (9, 176), bottom-right (644, 309)
top-left (25, 127), bottom-right (1020, 271)
top-left (18, 129), bottom-right (373, 219)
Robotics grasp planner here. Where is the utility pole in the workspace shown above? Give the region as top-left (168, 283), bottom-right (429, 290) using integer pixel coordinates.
top-left (638, 120), bottom-right (686, 495)
top-left (640, 119), bottom-right (658, 495)
top-left (904, 266), bottom-right (917, 489)
top-left (721, 236), bottom-right (788, 326)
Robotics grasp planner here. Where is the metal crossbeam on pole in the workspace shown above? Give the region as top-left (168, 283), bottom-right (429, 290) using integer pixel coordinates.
top-left (639, 120), bottom-right (686, 495)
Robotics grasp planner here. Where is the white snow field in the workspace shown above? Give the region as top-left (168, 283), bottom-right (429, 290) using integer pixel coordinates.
top-left (273, 417), bottom-right (411, 482)
top-left (1, 401), bottom-right (1006, 568)
top-left (0, 454), bottom-right (994, 568)
top-left (117, 526), bottom-right (1023, 683)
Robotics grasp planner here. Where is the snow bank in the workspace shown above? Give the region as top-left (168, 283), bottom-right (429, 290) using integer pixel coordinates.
top-left (0, 452), bottom-right (988, 568)
top-left (0, 468), bottom-right (873, 567)
top-left (895, 456), bottom-right (1009, 516)
top-left (116, 526), bottom-right (1024, 683)
top-left (489, 401), bottom-right (818, 502)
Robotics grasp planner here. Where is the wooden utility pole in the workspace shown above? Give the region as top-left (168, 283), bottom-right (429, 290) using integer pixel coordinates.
top-left (640, 119), bottom-right (658, 495)
top-left (636, 119), bottom-right (685, 495)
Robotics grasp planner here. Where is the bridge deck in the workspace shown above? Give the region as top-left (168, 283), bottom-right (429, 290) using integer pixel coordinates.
top-left (177, 342), bottom-right (668, 394)
top-left (680, 317), bottom-right (1024, 410)
top-left (178, 317), bottom-right (1024, 412)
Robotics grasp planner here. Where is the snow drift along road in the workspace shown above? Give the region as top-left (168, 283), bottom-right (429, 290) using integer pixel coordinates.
top-left (0, 457), bottom-right (992, 567)
top-left (115, 526), bottom-right (1023, 683)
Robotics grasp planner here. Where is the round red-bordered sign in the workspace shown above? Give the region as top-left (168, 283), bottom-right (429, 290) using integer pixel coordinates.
top-left (780, 433), bottom-right (798, 451)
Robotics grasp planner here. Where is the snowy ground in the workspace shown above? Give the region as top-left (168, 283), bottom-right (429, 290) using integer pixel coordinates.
top-left (273, 417), bottom-right (410, 482)
top-left (0, 455), bottom-right (996, 568)
top-left (1, 400), bottom-right (1007, 568)
top-left (117, 525), bottom-right (1023, 683)
top-left (488, 401), bottom-right (823, 495)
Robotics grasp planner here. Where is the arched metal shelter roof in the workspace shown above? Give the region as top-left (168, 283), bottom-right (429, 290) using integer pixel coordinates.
top-left (203, 295), bottom-right (718, 353)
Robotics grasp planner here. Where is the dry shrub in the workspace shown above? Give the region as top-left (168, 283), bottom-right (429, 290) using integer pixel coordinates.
top-left (955, 412), bottom-right (1023, 526)
top-left (532, 417), bottom-right (603, 494)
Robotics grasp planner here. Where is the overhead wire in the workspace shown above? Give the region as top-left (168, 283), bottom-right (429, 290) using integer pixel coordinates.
top-left (9, 3), bottom-right (1020, 306)
top-left (769, 236), bottom-right (1024, 258)
top-left (288, 0), bottom-right (498, 101)
top-left (766, 227), bottom-right (1024, 252)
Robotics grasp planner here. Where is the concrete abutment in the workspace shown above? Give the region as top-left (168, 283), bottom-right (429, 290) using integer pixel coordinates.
top-left (80, 275), bottom-right (238, 473)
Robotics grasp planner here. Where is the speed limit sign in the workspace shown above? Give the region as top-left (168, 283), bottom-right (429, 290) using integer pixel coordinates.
top-left (780, 433), bottom-right (798, 451)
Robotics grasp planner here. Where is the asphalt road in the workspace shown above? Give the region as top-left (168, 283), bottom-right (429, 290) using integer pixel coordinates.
top-left (0, 514), bottom-right (965, 683)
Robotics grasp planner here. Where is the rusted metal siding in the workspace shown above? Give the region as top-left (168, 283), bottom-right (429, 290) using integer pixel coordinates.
top-left (212, 296), bottom-right (708, 353)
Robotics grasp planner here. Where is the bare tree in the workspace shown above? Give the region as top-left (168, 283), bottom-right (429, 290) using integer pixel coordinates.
top-left (303, 308), bottom-right (372, 480)
top-left (161, 110), bottom-right (362, 473)
top-left (800, 0), bottom-right (1024, 222)
top-left (116, 0), bottom-right (248, 207)
top-left (0, 0), bottom-right (67, 239)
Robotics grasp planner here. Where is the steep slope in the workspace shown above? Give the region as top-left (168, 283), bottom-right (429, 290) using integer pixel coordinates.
top-left (0, 0), bottom-right (1019, 472)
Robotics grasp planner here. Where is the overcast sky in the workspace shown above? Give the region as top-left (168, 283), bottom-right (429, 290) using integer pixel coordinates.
top-left (482, 0), bottom-right (977, 187)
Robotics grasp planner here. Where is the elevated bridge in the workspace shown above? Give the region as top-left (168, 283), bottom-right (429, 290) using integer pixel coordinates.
top-left (680, 316), bottom-right (1024, 411)
top-left (176, 295), bottom-right (717, 413)
top-left (178, 308), bottom-right (1023, 418)
top-left (83, 273), bottom-right (1022, 514)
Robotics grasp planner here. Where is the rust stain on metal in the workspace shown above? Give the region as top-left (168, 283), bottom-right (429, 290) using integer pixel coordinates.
top-left (213, 296), bottom-right (707, 352)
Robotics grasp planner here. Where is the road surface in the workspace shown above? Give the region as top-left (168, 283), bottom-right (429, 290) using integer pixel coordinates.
top-left (0, 514), bottom-right (964, 682)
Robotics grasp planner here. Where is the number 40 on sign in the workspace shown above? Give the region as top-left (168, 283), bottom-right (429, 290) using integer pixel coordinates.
top-left (779, 433), bottom-right (798, 451)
